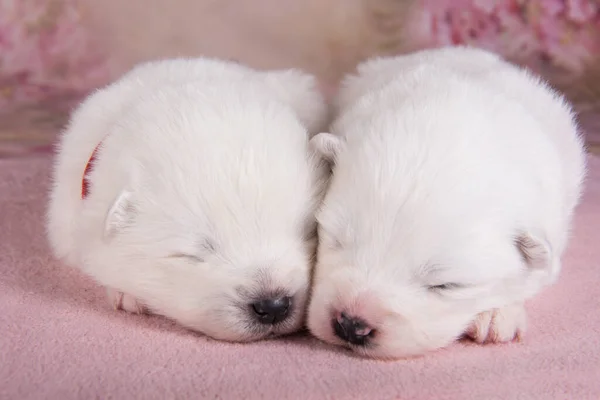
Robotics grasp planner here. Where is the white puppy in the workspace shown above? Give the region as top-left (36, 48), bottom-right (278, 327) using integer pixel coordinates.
top-left (308, 46), bottom-right (587, 359)
top-left (47, 57), bottom-right (329, 342)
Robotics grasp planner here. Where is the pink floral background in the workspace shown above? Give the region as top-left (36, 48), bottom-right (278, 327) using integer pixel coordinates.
top-left (2, 0), bottom-right (599, 111)
top-left (0, 0), bottom-right (599, 157)
top-left (417, 0), bottom-right (600, 77)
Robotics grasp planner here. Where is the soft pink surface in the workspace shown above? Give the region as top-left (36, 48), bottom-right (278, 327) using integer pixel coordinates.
top-left (1, 155), bottom-right (599, 400)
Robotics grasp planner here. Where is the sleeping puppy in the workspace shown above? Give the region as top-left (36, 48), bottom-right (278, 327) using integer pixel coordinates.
top-left (307, 46), bottom-right (587, 359)
top-left (47, 57), bottom-right (329, 342)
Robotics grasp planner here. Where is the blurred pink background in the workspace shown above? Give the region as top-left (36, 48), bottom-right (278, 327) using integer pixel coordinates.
top-left (1, 0), bottom-right (599, 156)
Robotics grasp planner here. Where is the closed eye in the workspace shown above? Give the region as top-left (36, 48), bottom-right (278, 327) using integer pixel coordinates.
top-left (166, 239), bottom-right (216, 263)
top-left (427, 283), bottom-right (463, 291)
top-left (168, 253), bottom-right (205, 263)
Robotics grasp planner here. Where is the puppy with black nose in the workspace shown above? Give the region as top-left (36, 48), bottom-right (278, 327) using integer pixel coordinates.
top-left (307, 47), bottom-right (586, 359)
top-left (47, 57), bottom-right (329, 341)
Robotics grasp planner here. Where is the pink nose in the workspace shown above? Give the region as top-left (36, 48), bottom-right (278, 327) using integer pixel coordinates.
top-left (332, 312), bottom-right (373, 346)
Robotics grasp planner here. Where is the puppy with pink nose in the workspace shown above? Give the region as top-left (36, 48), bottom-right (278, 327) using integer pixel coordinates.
top-left (307, 47), bottom-right (586, 359)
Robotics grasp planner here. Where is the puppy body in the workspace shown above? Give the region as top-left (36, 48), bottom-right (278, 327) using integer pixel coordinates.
top-left (308, 47), bottom-right (586, 358)
top-left (47, 58), bottom-right (328, 341)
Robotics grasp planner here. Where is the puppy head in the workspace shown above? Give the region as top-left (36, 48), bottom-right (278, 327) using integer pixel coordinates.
top-left (306, 132), bottom-right (553, 359)
top-left (97, 183), bottom-right (316, 342)
top-left (79, 73), bottom-right (328, 342)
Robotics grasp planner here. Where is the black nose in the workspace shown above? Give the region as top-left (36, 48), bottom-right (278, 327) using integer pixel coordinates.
top-left (333, 312), bottom-right (373, 346)
top-left (251, 296), bottom-right (291, 324)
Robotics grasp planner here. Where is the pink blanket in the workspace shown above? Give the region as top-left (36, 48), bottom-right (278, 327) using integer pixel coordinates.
top-left (1, 155), bottom-right (599, 400)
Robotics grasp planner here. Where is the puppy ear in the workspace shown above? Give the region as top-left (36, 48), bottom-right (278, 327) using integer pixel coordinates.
top-left (104, 190), bottom-right (136, 238)
top-left (310, 132), bottom-right (344, 165)
top-left (515, 232), bottom-right (551, 271)
top-left (262, 69), bottom-right (328, 134)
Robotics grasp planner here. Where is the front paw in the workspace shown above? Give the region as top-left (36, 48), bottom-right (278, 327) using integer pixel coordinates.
top-left (466, 303), bottom-right (526, 344)
top-left (106, 287), bottom-right (147, 315)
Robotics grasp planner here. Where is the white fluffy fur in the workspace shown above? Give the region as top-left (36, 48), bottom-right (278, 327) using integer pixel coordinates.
top-left (308, 46), bottom-right (587, 359)
top-left (47, 57), bottom-right (329, 342)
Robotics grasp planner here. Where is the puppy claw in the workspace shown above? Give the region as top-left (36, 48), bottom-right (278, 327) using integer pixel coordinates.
top-left (467, 303), bottom-right (526, 344)
top-left (106, 288), bottom-right (146, 314)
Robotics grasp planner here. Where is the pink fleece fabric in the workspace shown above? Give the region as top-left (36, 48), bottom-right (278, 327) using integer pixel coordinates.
top-left (1, 154), bottom-right (599, 400)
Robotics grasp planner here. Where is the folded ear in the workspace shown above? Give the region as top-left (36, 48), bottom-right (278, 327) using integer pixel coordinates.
top-left (104, 190), bottom-right (136, 238)
top-left (262, 69), bottom-right (328, 135)
top-left (310, 132), bottom-right (345, 166)
top-left (515, 232), bottom-right (552, 271)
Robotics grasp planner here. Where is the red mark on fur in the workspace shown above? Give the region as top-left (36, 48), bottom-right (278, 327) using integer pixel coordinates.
top-left (81, 143), bottom-right (102, 199)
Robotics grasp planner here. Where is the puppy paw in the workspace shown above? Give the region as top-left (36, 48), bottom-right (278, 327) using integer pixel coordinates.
top-left (106, 287), bottom-right (147, 314)
top-left (466, 303), bottom-right (526, 344)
